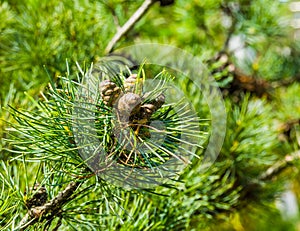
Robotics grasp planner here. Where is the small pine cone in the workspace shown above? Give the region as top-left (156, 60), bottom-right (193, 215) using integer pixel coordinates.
top-left (142, 92), bottom-right (165, 109)
top-left (25, 183), bottom-right (48, 209)
top-left (139, 93), bottom-right (165, 119)
top-left (141, 104), bottom-right (156, 114)
top-left (100, 80), bottom-right (121, 106)
top-left (140, 103), bottom-right (156, 119)
top-left (117, 93), bottom-right (142, 120)
top-left (153, 93), bottom-right (165, 109)
top-left (124, 74), bottom-right (138, 93)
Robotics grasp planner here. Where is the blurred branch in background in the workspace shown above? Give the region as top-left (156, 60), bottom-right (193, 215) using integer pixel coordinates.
top-left (105, 0), bottom-right (155, 53)
top-left (259, 150), bottom-right (300, 181)
top-left (105, 0), bottom-right (175, 53)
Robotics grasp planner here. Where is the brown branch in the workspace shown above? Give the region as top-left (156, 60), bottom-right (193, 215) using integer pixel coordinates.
top-left (241, 150), bottom-right (300, 200)
top-left (105, 0), bottom-right (156, 54)
top-left (19, 181), bottom-right (79, 231)
top-left (208, 52), bottom-right (271, 98)
top-left (231, 69), bottom-right (270, 97)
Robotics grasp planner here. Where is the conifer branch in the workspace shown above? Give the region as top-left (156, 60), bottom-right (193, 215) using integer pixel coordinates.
top-left (243, 150), bottom-right (300, 199)
top-left (105, 0), bottom-right (156, 54)
top-left (19, 181), bottom-right (80, 231)
top-left (259, 150), bottom-right (300, 181)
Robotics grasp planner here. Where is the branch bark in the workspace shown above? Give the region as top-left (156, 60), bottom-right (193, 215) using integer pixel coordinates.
top-left (259, 150), bottom-right (300, 181)
top-left (18, 181), bottom-right (79, 231)
top-left (241, 150), bottom-right (300, 200)
top-left (105, 0), bottom-right (156, 54)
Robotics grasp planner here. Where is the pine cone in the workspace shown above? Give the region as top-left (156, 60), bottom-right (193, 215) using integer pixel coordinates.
top-left (100, 80), bottom-right (121, 107)
top-left (124, 74), bottom-right (138, 93)
top-left (141, 103), bottom-right (156, 115)
top-left (117, 93), bottom-right (142, 120)
top-left (153, 93), bottom-right (165, 109)
top-left (140, 93), bottom-right (165, 117)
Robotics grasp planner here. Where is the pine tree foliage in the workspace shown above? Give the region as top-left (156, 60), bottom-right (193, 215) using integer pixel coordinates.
top-left (1, 0), bottom-right (300, 230)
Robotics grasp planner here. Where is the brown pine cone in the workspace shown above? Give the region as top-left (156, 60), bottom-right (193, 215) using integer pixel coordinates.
top-left (132, 93), bottom-right (165, 122)
top-left (100, 80), bottom-right (121, 107)
top-left (141, 103), bottom-right (156, 115)
top-left (124, 74), bottom-right (139, 93)
top-left (117, 93), bottom-right (142, 120)
top-left (153, 93), bottom-right (165, 109)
